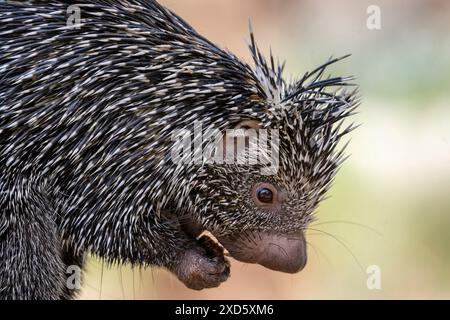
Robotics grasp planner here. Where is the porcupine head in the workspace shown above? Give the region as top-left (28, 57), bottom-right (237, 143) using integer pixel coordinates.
top-left (163, 31), bottom-right (358, 288)
top-left (0, 0), bottom-right (358, 293)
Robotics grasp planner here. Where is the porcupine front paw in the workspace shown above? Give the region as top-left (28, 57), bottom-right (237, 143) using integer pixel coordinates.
top-left (173, 236), bottom-right (230, 290)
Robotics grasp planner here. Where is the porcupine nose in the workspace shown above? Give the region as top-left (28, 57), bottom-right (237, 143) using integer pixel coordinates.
top-left (257, 232), bottom-right (307, 273)
top-left (218, 231), bottom-right (307, 274)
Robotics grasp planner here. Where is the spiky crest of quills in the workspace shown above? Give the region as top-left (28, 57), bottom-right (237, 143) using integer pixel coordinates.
top-left (0, 0), bottom-right (359, 267)
top-left (188, 27), bottom-right (359, 235)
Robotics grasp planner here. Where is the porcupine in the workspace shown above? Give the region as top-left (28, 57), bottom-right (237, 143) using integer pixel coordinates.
top-left (0, 0), bottom-right (358, 299)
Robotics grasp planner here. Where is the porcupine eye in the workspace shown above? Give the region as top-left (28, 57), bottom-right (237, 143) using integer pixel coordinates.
top-left (257, 188), bottom-right (273, 203)
top-left (252, 183), bottom-right (278, 207)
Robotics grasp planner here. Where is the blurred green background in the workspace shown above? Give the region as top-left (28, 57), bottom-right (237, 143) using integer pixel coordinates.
top-left (81, 0), bottom-right (450, 299)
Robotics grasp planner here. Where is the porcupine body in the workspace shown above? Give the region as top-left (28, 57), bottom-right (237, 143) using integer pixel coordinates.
top-left (0, 0), bottom-right (358, 299)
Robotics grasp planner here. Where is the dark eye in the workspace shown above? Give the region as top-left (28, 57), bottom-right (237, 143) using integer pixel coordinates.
top-left (252, 183), bottom-right (279, 208)
top-left (257, 187), bottom-right (273, 203)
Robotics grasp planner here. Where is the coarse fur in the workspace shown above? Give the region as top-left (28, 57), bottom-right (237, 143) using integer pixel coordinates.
top-left (0, 0), bottom-right (358, 299)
